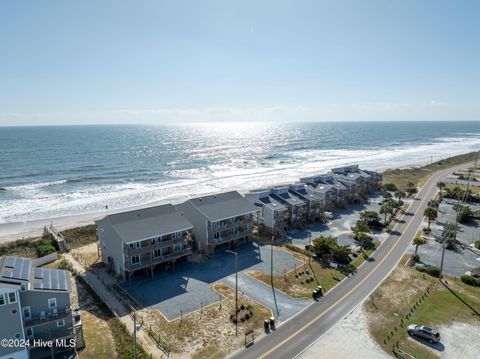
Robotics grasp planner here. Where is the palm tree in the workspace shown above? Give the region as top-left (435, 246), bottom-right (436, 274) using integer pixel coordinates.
top-left (437, 181), bottom-right (446, 199)
top-left (413, 236), bottom-right (427, 255)
top-left (380, 203), bottom-right (392, 224)
top-left (394, 190), bottom-right (405, 205)
top-left (424, 206), bottom-right (438, 229)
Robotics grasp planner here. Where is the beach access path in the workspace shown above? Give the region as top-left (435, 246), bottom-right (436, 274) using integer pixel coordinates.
top-left (64, 253), bottom-right (167, 359)
top-left (229, 162), bottom-right (473, 359)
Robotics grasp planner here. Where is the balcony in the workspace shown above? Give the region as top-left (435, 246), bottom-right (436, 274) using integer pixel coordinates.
top-left (123, 234), bottom-right (191, 256)
top-left (24, 308), bottom-right (72, 327)
top-left (124, 247), bottom-right (192, 271)
top-left (207, 217), bottom-right (252, 233)
top-left (209, 229), bottom-right (253, 245)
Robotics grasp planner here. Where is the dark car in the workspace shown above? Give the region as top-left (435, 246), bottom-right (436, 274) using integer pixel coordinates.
top-left (407, 324), bottom-right (441, 343)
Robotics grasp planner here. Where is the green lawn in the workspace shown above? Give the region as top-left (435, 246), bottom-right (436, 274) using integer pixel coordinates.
top-left (365, 266), bottom-right (480, 359)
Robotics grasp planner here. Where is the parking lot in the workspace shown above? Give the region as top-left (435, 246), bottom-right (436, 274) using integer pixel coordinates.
top-left (287, 193), bottom-right (389, 249)
top-left (120, 242), bottom-right (306, 320)
top-left (414, 199), bottom-right (480, 276)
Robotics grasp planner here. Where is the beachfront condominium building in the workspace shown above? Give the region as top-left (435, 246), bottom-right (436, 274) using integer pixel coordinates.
top-left (270, 186), bottom-right (309, 229)
top-left (300, 174), bottom-right (350, 208)
top-left (0, 256), bottom-right (76, 359)
top-left (96, 204), bottom-right (194, 279)
top-left (288, 183), bottom-right (326, 222)
top-left (176, 191), bottom-right (259, 256)
top-left (332, 165), bottom-right (381, 192)
top-left (331, 165), bottom-right (381, 201)
top-left (297, 179), bottom-right (338, 212)
top-left (245, 189), bottom-right (290, 238)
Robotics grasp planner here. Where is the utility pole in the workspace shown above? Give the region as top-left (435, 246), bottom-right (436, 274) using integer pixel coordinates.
top-left (270, 235), bottom-right (274, 288)
top-left (226, 250), bottom-right (238, 336)
top-left (133, 311), bottom-right (137, 359)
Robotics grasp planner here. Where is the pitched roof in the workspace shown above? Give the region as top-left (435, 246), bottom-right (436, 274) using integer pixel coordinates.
top-left (99, 204), bottom-right (193, 243)
top-left (185, 191), bottom-right (259, 221)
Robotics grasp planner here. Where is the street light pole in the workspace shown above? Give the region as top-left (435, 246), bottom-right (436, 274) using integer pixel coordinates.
top-left (226, 250), bottom-right (238, 336)
top-left (270, 235), bottom-right (274, 288)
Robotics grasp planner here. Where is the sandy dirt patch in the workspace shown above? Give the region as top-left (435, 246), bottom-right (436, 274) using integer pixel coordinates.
top-left (299, 306), bottom-right (386, 359)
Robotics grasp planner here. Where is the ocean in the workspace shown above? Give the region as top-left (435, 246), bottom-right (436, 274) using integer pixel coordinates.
top-left (1, 121), bottom-right (479, 223)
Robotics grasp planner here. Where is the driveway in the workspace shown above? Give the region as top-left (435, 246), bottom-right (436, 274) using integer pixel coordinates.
top-left (287, 193), bottom-right (389, 249)
top-left (120, 242), bottom-right (305, 321)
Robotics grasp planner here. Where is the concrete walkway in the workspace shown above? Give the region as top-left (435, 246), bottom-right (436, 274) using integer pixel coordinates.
top-left (222, 272), bottom-right (310, 321)
top-left (64, 253), bottom-right (166, 358)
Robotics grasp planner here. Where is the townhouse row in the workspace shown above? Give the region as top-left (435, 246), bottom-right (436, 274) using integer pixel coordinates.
top-left (96, 165), bottom-right (380, 280)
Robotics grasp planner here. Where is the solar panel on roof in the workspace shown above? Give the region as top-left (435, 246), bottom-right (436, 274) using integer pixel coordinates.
top-left (33, 282), bottom-right (43, 289)
top-left (1, 269), bottom-right (13, 278)
top-left (4, 256), bottom-right (16, 268)
top-left (20, 259), bottom-right (31, 281)
top-left (58, 270), bottom-right (67, 290)
top-left (34, 268), bottom-right (44, 279)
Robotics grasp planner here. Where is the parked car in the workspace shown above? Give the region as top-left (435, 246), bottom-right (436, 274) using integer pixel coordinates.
top-left (407, 324), bottom-right (441, 343)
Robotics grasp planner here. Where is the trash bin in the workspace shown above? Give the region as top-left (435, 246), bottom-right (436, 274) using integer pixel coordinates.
top-left (269, 316), bottom-right (275, 330)
top-left (317, 286), bottom-right (323, 296)
top-left (312, 288), bottom-right (318, 298)
top-left (264, 319), bottom-right (270, 331)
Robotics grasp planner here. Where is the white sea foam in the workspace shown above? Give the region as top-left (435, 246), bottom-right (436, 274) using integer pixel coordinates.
top-left (0, 135), bottom-right (479, 223)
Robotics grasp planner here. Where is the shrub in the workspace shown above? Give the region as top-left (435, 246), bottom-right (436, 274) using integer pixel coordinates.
top-left (35, 239), bottom-right (56, 257)
top-left (383, 183), bottom-right (397, 191)
top-left (460, 275), bottom-right (479, 286)
top-left (475, 240), bottom-right (480, 250)
top-left (244, 313), bottom-right (250, 320)
top-left (415, 265), bottom-right (440, 278)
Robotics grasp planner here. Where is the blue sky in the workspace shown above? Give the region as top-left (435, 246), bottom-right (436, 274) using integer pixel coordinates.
top-left (1, 0), bottom-right (479, 125)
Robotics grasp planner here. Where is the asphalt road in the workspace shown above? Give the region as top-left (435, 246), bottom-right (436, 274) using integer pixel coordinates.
top-left (231, 163), bottom-right (471, 359)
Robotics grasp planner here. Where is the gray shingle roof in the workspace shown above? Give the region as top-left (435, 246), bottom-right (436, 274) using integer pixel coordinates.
top-left (186, 191), bottom-right (259, 221)
top-left (102, 204), bottom-right (193, 243)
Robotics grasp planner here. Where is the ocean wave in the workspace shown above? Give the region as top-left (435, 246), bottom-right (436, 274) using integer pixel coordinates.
top-left (1, 133), bottom-right (479, 223)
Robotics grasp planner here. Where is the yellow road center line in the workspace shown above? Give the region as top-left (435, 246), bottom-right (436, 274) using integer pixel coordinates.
top-left (258, 173), bottom-right (440, 359)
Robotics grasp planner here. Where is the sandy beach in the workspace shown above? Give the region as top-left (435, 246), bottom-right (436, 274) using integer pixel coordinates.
top-left (0, 155), bottom-right (468, 243)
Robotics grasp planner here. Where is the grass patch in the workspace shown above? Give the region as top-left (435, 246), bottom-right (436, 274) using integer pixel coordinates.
top-left (445, 182), bottom-right (480, 194)
top-left (365, 266), bottom-right (480, 359)
top-left (249, 255), bottom-right (345, 299)
top-left (382, 152), bottom-right (478, 191)
top-left (351, 240), bottom-right (380, 269)
top-left (62, 225), bottom-right (98, 249)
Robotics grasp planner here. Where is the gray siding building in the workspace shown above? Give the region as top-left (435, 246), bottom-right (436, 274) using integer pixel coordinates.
top-left (176, 191), bottom-right (259, 255)
top-left (0, 256), bottom-right (75, 359)
top-left (96, 204), bottom-right (194, 279)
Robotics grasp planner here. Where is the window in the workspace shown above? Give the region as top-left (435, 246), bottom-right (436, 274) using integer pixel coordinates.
top-left (136, 242), bottom-right (141, 248)
top-left (174, 244), bottom-right (182, 252)
top-left (26, 327), bottom-right (34, 339)
top-left (8, 292), bottom-right (16, 304)
top-left (214, 232), bottom-right (220, 239)
top-left (20, 284), bottom-right (26, 292)
top-left (153, 249), bottom-right (161, 258)
top-left (131, 255), bottom-right (140, 264)
top-left (129, 243), bottom-right (135, 249)
top-left (57, 319), bottom-right (65, 327)
top-left (23, 307), bottom-right (31, 320)
top-left (151, 238), bottom-right (156, 245)
top-left (48, 298), bottom-right (57, 309)
top-left (0, 294), bottom-right (5, 306)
